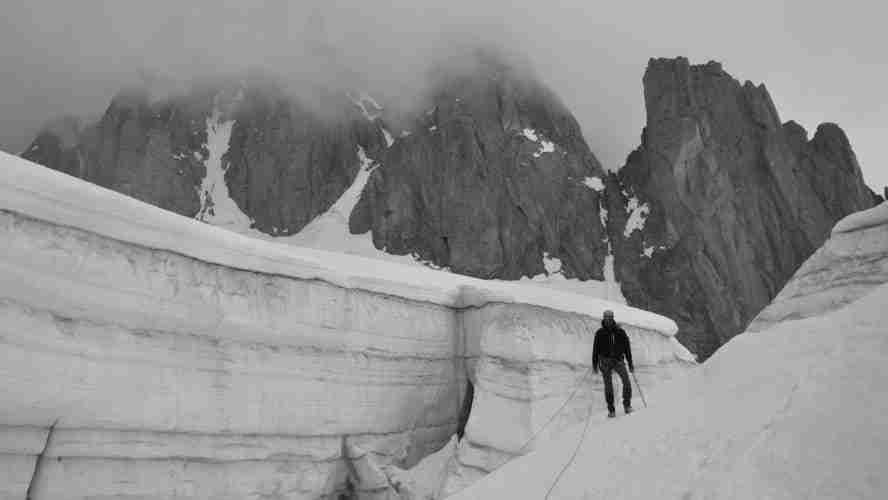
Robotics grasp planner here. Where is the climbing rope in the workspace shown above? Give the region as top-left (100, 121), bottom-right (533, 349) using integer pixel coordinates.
top-left (542, 402), bottom-right (595, 500)
top-left (483, 364), bottom-right (595, 476)
top-left (544, 369), bottom-right (646, 498)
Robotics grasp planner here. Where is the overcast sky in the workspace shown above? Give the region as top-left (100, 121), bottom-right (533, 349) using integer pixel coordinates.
top-left (1, 0), bottom-right (884, 189)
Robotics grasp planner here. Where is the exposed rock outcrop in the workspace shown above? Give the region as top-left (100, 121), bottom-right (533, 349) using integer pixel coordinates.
top-left (350, 50), bottom-right (609, 279)
top-left (23, 87), bottom-right (216, 216)
top-left (224, 83), bottom-right (386, 235)
top-left (606, 58), bottom-right (876, 358)
top-left (20, 79), bottom-right (387, 237)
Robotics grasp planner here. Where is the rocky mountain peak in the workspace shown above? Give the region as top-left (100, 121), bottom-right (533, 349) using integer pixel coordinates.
top-left (350, 49), bottom-right (609, 279)
top-left (609, 57), bottom-right (876, 358)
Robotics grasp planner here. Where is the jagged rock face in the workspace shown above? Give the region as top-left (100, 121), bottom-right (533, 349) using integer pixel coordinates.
top-left (21, 82), bottom-right (386, 236)
top-left (606, 58), bottom-right (876, 358)
top-left (224, 85), bottom-right (386, 235)
top-left (24, 88), bottom-right (212, 216)
top-left (22, 53), bottom-right (612, 282)
top-left (350, 54), bottom-right (609, 279)
top-left (21, 116), bottom-right (83, 177)
top-left (22, 129), bottom-right (83, 178)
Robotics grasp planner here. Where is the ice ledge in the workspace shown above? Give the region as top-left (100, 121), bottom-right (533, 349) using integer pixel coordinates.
top-left (0, 152), bottom-right (677, 336)
top-left (832, 202), bottom-right (888, 235)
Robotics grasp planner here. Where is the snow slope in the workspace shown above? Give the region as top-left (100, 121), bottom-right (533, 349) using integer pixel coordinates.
top-left (451, 215), bottom-right (888, 500)
top-left (749, 202), bottom-right (888, 332)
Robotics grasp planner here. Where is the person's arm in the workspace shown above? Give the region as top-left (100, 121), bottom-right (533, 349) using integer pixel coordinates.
top-left (622, 329), bottom-right (634, 372)
top-left (591, 331), bottom-right (600, 373)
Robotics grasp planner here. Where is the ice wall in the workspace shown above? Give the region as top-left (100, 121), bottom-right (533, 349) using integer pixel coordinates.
top-left (0, 152), bottom-right (690, 499)
top-left (439, 304), bottom-right (695, 496)
top-left (0, 210), bottom-right (464, 499)
top-left (748, 202), bottom-right (888, 332)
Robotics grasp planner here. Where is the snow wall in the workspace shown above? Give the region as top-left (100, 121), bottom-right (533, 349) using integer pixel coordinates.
top-left (748, 201), bottom-right (888, 332)
top-left (0, 153), bottom-right (694, 499)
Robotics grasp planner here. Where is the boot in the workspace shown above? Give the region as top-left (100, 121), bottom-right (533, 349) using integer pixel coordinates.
top-left (607, 410), bottom-right (616, 418)
top-left (624, 405), bottom-right (633, 415)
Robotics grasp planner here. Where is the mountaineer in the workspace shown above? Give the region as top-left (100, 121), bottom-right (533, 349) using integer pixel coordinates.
top-left (592, 310), bottom-right (634, 417)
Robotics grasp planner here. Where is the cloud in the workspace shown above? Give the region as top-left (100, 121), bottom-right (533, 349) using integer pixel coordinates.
top-left (0, 0), bottom-right (885, 187)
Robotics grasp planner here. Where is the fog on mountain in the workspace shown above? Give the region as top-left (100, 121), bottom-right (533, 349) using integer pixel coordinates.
top-left (1, 1), bottom-right (886, 499)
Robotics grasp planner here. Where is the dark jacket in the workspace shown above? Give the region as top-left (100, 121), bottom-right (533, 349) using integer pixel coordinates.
top-left (592, 319), bottom-right (634, 371)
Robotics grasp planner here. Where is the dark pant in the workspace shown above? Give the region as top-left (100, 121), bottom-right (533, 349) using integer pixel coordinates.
top-left (599, 357), bottom-right (632, 411)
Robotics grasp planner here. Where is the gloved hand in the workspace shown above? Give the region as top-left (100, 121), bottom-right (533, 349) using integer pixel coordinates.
top-left (628, 365), bottom-right (634, 373)
top-left (592, 363), bottom-right (598, 374)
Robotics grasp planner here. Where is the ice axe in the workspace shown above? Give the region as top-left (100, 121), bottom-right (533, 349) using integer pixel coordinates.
top-left (630, 370), bottom-right (647, 408)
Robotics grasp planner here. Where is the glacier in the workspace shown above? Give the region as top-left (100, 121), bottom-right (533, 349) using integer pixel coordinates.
top-left (0, 151), bottom-right (694, 499)
top-left (450, 202), bottom-right (888, 500)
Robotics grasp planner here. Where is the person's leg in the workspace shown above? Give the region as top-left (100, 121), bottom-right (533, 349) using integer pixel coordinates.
top-left (614, 361), bottom-right (633, 409)
top-left (601, 360), bottom-right (615, 413)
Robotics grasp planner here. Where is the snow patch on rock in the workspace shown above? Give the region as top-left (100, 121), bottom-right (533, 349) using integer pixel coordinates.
top-left (537, 139), bottom-right (555, 155)
top-left (521, 128), bottom-right (539, 142)
top-left (382, 128), bottom-right (395, 147)
top-left (542, 253), bottom-right (563, 275)
top-left (583, 176), bottom-right (604, 191)
top-left (520, 250), bottom-right (625, 303)
top-left (521, 128), bottom-right (557, 158)
top-left (623, 196), bottom-right (650, 237)
top-left (642, 245), bottom-right (656, 258)
top-left (195, 109), bottom-right (254, 231)
top-left (598, 204), bottom-right (624, 301)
